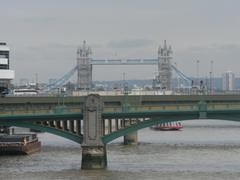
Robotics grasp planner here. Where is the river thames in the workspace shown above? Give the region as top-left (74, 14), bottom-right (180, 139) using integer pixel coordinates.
top-left (1, 120), bottom-right (240, 180)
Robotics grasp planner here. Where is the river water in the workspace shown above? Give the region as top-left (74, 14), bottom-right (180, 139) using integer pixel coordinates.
top-left (2, 120), bottom-right (240, 180)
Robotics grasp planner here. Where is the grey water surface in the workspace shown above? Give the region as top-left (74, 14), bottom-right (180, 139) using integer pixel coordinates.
top-left (1, 120), bottom-right (240, 180)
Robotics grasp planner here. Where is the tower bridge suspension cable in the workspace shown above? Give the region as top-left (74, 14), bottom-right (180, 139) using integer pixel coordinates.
top-left (171, 64), bottom-right (192, 87)
top-left (46, 66), bottom-right (78, 91)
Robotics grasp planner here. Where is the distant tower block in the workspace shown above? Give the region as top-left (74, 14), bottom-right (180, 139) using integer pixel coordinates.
top-left (157, 40), bottom-right (173, 90)
top-left (77, 41), bottom-right (92, 90)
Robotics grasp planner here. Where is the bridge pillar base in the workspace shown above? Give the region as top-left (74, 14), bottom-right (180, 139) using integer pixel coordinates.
top-left (124, 131), bottom-right (138, 145)
top-left (81, 146), bottom-right (107, 169)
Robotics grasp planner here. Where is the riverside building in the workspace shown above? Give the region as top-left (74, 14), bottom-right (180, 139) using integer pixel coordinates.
top-left (0, 42), bottom-right (14, 94)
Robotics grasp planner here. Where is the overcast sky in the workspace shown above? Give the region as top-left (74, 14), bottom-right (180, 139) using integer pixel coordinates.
top-left (1, 0), bottom-right (240, 83)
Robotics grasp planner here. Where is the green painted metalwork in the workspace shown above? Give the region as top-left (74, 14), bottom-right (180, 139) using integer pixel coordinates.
top-left (102, 112), bottom-right (240, 144)
top-left (102, 109), bottom-right (199, 118)
top-left (0, 121), bottom-right (83, 144)
top-left (102, 115), bottom-right (197, 144)
top-left (2, 95), bottom-right (240, 144)
top-left (0, 112), bottom-right (82, 122)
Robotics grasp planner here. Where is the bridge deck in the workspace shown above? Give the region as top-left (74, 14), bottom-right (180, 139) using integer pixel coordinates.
top-left (0, 95), bottom-right (240, 118)
top-left (1, 95), bottom-right (240, 144)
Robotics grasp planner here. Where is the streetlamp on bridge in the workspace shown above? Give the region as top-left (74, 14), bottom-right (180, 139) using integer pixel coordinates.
top-left (196, 60), bottom-right (200, 88)
top-left (209, 60), bottom-right (214, 94)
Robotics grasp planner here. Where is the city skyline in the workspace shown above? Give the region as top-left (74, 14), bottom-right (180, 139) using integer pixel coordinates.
top-left (1, 1), bottom-right (240, 83)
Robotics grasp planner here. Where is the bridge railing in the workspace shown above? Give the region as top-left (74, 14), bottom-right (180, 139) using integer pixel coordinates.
top-left (0, 106), bottom-right (82, 116)
top-left (103, 102), bottom-right (240, 114)
top-left (1, 100), bottom-right (240, 117)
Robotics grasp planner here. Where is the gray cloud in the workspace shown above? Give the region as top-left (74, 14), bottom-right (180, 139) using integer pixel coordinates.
top-left (27, 43), bottom-right (77, 51)
top-left (107, 39), bottom-right (155, 49)
top-left (27, 42), bottom-right (104, 51)
top-left (186, 44), bottom-right (240, 52)
top-left (22, 16), bottom-right (59, 24)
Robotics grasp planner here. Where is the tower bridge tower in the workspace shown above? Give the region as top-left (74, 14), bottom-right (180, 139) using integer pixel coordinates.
top-left (157, 40), bottom-right (173, 90)
top-left (77, 41), bottom-right (92, 90)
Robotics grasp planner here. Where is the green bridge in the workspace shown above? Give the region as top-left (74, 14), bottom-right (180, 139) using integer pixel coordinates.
top-left (1, 94), bottom-right (240, 169)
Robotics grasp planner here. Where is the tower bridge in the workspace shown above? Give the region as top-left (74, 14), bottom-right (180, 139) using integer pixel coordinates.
top-left (48, 40), bottom-right (187, 91)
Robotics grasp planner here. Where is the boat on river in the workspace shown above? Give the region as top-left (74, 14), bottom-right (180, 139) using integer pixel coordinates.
top-left (0, 133), bottom-right (41, 155)
top-left (151, 122), bottom-right (183, 131)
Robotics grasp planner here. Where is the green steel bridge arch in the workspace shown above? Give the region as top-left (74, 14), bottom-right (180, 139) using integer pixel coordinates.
top-left (1, 97), bottom-right (240, 145)
top-left (0, 112), bottom-right (83, 144)
top-left (102, 109), bottom-right (240, 144)
top-left (0, 121), bottom-right (83, 144)
top-left (1, 109), bottom-right (240, 144)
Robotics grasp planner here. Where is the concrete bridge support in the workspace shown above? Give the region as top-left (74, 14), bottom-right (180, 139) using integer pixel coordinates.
top-left (81, 94), bottom-right (107, 169)
top-left (124, 131), bottom-right (138, 145)
top-left (81, 146), bottom-right (107, 169)
top-left (123, 119), bottom-right (138, 145)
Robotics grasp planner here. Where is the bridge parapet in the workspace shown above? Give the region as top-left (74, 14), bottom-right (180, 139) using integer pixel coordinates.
top-left (0, 105), bottom-right (82, 116)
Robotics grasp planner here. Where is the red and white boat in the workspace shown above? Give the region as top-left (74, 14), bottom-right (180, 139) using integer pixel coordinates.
top-left (151, 122), bottom-right (183, 131)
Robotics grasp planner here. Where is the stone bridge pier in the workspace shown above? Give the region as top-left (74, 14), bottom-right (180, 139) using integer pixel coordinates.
top-left (123, 119), bottom-right (138, 145)
top-left (81, 94), bottom-right (107, 169)
top-left (124, 131), bottom-right (138, 145)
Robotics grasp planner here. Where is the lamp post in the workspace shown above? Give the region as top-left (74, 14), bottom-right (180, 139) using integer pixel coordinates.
top-left (210, 60), bottom-right (213, 94)
top-left (196, 60), bottom-right (200, 88)
top-left (174, 62), bottom-right (179, 92)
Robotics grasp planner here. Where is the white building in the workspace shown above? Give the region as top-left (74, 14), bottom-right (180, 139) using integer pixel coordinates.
top-left (222, 71), bottom-right (235, 91)
top-left (0, 42), bottom-right (14, 93)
